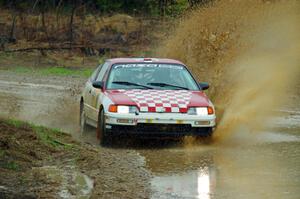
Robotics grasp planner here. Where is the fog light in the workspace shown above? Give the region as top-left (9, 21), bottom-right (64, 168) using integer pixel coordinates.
top-left (117, 119), bottom-right (133, 124)
top-left (195, 121), bottom-right (210, 125)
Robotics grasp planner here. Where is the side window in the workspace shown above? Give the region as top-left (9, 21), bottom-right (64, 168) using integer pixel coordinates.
top-left (90, 64), bottom-right (102, 81)
top-left (96, 62), bottom-right (110, 81)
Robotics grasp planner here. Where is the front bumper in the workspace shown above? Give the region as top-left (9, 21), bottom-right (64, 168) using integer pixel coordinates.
top-left (105, 112), bottom-right (216, 136)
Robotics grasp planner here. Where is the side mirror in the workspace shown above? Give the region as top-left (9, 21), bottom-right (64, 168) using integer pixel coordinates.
top-left (199, 82), bottom-right (209, 90)
top-left (92, 81), bottom-right (104, 89)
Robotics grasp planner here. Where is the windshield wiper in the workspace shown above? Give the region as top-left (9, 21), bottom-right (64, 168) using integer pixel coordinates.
top-left (147, 82), bottom-right (189, 90)
top-left (112, 81), bottom-right (153, 89)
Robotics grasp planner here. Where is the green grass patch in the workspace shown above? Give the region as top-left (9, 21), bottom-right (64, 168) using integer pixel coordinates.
top-left (13, 67), bottom-right (33, 73)
top-left (39, 67), bottom-right (93, 77)
top-left (6, 119), bottom-right (25, 128)
top-left (8, 66), bottom-right (93, 78)
top-left (32, 125), bottom-right (75, 149)
top-left (4, 118), bottom-right (76, 149)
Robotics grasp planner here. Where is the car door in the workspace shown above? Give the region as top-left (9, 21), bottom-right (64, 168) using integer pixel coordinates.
top-left (83, 64), bottom-right (102, 121)
top-left (89, 61), bottom-right (111, 121)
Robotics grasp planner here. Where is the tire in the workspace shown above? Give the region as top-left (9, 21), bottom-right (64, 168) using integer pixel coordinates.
top-left (205, 127), bottom-right (214, 137)
top-left (80, 102), bottom-right (87, 134)
top-left (195, 127), bottom-right (214, 140)
top-left (97, 108), bottom-right (111, 146)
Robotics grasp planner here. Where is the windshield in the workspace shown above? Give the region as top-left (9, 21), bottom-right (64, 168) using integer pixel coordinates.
top-left (106, 63), bottom-right (199, 90)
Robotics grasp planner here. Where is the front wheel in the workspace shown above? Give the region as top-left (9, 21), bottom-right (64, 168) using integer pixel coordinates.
top-left (195, 127), bottom-right (214, 142)
top-left (97, 108), bottom-right (111, 146)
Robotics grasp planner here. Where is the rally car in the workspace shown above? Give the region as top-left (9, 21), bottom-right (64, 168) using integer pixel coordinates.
top-left (80, 58), bottom-right (216, 145)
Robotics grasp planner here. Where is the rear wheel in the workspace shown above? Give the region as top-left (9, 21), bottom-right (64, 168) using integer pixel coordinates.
top-left (97, 108), bottom-right (111, 146)
top-left (80, 102), bottom-right (87, 134)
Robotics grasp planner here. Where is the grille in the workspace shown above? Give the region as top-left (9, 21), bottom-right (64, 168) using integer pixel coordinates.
top-left (136, 124), bottom-right (192, 133)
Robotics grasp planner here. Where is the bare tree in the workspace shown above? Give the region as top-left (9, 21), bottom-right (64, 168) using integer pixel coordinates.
top-left (69, 1), bottom-right (77, 48)
top-left (8, 0), bottom-right (17, 41)
top-left (55, 0), bottom-right (63, 32)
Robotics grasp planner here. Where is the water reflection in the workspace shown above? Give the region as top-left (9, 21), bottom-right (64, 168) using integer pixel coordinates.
top-left (147, 150), bottom-right (216, 199)
top-left (197, 169), bottom-right (210, 199)
top-left (151, 166), bottom-right (215, 199)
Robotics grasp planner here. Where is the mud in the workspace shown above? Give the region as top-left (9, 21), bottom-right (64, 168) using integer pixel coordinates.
top-left (0, 119), bottom-right (151, 199)
top-left (0, 70), bottom-right (153, 198)
top-left (34, 166), bottom-right (94, 199)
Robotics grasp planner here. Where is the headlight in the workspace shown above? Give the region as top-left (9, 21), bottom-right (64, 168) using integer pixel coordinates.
top-left (108, 105), bottom-right (138, 114)
top-left (188, 107), bottom-right (214, 115)
top-left (117, 106), bottom-right (129, 114)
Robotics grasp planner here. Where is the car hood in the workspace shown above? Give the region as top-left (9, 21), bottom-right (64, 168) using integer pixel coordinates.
top-left (105, 89), bottom-right (210, 113)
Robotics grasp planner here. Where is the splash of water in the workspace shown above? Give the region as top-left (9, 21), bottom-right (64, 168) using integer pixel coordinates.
top-left (158, 0), bottom-right (300, 142)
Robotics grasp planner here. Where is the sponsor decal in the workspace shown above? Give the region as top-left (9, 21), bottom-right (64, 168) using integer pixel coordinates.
top-left (113, 64), bottom-right (183, 70)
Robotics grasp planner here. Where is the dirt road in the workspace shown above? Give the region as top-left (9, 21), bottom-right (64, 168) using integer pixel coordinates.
top-left (0, 70), bottom-right (300, 199)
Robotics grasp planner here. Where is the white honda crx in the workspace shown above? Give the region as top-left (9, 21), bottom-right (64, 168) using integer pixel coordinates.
top-left (80, 58), bottom-right (216, 145)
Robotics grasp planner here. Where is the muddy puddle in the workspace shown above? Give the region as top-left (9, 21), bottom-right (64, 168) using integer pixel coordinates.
top-left (142, 129), bottom-right (300, 199)
top-left (0, 73), bottom-right (82, 133)
top-left (34, 166), bottom-right (94, 199)
top-left (140, 105), bottom-right (300, 199)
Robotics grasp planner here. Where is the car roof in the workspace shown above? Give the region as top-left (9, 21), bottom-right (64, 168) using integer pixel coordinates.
top-left (106, 58), bottom-right (185, 65)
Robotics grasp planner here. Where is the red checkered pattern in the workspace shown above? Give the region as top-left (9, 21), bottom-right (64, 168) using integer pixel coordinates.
top-left (121, 90), bottom-right (192, 113)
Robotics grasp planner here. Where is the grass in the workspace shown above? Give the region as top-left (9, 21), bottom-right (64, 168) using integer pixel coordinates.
top-left (39, 67), bottom-right (93, 77)
top-left (1, 118), bottom-right (77, 171)
top-left (32, 125), bottom-right (74, 149)
top-left (10, 66), bottom-right (94, 78)
top-left (6, 118), bottom-right (76, 149)
top-left (0, 50), bottom-right (94, 78)
top-left (6, 119), bottom-right (24, 128)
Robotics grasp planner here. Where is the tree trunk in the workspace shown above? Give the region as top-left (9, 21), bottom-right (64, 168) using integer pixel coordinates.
top-left (9, 14), bottom-right (17, 40)
top-left (9, 0), bottom-right (17, 41)
top-left (41, 2), bottom-right (49, 43)
top-left (69, 5), bottom-right (76, 48)
top-left (56, 0), bottom-right (63, 32)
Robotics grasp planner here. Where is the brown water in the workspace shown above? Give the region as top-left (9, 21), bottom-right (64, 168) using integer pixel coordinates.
top-left (145, 136), bottom-right (300, 199)
top-left (153, 1), bottom-right (300, 198)
top-left (158, 0), bottom-right (300, 141)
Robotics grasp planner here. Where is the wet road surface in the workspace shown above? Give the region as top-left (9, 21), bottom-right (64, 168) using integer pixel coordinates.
top-left (0, 72), bottom-right (83, 133)
top-left (0, 71), bottom-right (299, 199)
top-left (143, 133), bottom-right (300, 199)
